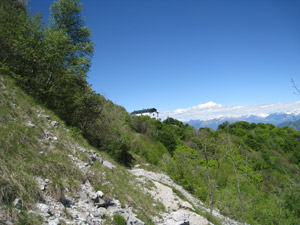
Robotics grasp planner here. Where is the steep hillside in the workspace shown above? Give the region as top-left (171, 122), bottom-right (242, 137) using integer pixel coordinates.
top-left (0, 73), bottom-right (234, 225)
top-left (1, 1), bottom-right (300, 224)
top-left (0, 73), bottom-right (156, 224)
top-left (278, 118), bottom-right (300, 131)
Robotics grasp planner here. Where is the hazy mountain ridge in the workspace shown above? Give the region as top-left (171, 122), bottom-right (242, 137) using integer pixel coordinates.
top-left (278, 118), bottom-right (300, 131)
top-left (187, 112), bottom-right (300, 130)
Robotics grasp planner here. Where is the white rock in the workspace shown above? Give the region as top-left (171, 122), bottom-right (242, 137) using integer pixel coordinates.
top-left (48, 218), bottom-right (59, 225)
top-left (36, 203), bottom-right (50, 214)
top-left (165, 209), bottom-right (189, 225)
top-left (50, 121), bottom-right (59, 128)
top-left (25, 121), bottom-right (35, 127)
top-left (103, 160), bottom-right (115, 170)
top-left (35, 177), bottom-right (46, 191)
top-left (89, 192), bottom-right (97, 200)
top-left (91, 208), bottom-right (102, 218)
top-left (189, 212), bottom-right (210, 225)
top-left (77, 147), bottom-right (86, 152)
top-left (96, 191), bottom-right (104, 198)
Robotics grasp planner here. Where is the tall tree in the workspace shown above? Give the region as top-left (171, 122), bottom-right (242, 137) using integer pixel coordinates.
top-left (50, 0), bottom-right (94, 78)
top-left (198, 128), bottom-right (223, 215)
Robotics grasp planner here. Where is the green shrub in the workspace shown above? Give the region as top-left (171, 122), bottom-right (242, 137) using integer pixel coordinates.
top-left (113, 214), bottom-right (126, 225)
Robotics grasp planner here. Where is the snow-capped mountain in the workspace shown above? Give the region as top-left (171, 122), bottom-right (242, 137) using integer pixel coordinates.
top-left (186, 112), bottom-right (300, 130)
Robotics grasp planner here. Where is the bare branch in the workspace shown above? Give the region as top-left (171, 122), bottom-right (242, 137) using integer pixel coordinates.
top-left (291, 79), bottom-right (300, 95)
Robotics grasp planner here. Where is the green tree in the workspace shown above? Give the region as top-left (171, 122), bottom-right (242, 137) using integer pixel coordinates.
top-left (50, 0), bottom-right (94, 78)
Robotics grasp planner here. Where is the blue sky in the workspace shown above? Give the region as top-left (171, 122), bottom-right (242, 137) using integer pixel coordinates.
top-left (30, 0), bottom-right (300, 120)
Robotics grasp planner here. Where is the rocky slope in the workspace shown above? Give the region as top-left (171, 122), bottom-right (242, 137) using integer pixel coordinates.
top-left (130, 167), bottom-right (240, 225)
top-left (0, 74), bottom-right (241, 225)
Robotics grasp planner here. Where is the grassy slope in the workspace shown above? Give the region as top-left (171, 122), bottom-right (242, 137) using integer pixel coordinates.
top-left (0, 73), bottom-right (164, 224)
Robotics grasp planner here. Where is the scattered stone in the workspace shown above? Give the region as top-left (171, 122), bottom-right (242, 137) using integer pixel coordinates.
top-left (68, 154), bottom-right (93, 175)
top-left (103, 160), bottom-right (115, 170)
top-left (50, 120), bottom-right (59, 128)
top-left (38, 113), bottom-right (51, 120)
top-left (13, 198), bottom-right (22, 208)
top-left (96, 190), bottom-right (104, 198)
top-left (35, 177), bottom-right (50, 191)
top-left (90, 208), bottom-right (103, 218)
top-left (48, 218), bottom-right (60, 225)
top-left (77, 146), bottom-right (86, 153)
top-left (95, 198), bottom-right (106, 207)
top-left (36, 203), bottom-right (50, 214)
top-left (89, 191), bottom-right (98, 200)
top-left (89, 151), bottom-right (103, 165)
top-left (43, 129), bottom-right (58, 142)
top-left (130, 167), bottom-right (239, 225)
top-left (36, 109), bottom-right (45, 113)
top-left (0, 78), bottom-right (6, 89)
top-left (25, 121), bottom-right (35, 127)
top-left (98, 197), bottom-right (114, 208)
top-left (60, 196), bottom-right (74, 208)
top-left (163, 209), bottom-right (190, 225)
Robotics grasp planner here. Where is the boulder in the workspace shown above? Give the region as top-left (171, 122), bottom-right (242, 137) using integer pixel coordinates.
top-left (36, 203), bottom-right (50, 214)
top-left (77, 147), bottom-right (86, 153)
top-left (96, 190), bottom-right (104, 198)
top-left (50, 121), bottom-right (59, 128)
top-left (25, 121), bottom-right (35, 127)
top-left (48, 218), bottom-right (60, 225)
top-left (89, 191), bottom-right (98, 200)
top-left (60, 196), bottom-right (74, 208)
top-left (103, 160), bottom-right (115, 170)
top-left (164, 209), bottom-right (190, 225)
top-left (35, 177), bottom-right (49, 191)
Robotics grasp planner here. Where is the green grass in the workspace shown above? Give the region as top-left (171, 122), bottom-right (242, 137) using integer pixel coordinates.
top-left (0, 73), bottom-right (223, 225)
top-left (113, 214), bottom-right (126, 225)
top-left (0, 74), bottom-right (84, 220)
top-left (0, 73), bottom-right (165, 224)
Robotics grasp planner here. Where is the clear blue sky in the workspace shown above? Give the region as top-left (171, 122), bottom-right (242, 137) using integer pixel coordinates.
top-left (30, 0), bottom-right (300, 116)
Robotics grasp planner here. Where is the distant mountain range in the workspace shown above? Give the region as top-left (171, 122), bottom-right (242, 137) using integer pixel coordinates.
top-left (278, 118), bottom-right (300, 131)
top-left (186, 112), bottom-right (300, 130)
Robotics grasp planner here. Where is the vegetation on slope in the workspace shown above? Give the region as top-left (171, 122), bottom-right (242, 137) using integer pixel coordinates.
top-left (278, 118), bottom-right (300, 131)
top-left (0, 73), bottom-right (165, 224)
top-left (130, 117), bottom-right (300, 224)
top-left (0, 0), bottom-right (132, 164)
top-left (1, 0), bottom-right (300, 224)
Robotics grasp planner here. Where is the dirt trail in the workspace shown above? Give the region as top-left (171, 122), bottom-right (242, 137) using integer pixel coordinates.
top-left (130, 166), bottom-right (241, 225)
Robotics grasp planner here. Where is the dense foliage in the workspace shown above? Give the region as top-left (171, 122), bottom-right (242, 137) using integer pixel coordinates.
top-left (0, 0), bottom-right (131, 163)
top-left (130, 117), bottom-right (300, 224)
top-left (1, 0), bottom-right (300, 224)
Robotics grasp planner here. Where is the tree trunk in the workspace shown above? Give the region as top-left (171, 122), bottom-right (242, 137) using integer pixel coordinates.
top-left (232, 157), bottom-right (245, 225)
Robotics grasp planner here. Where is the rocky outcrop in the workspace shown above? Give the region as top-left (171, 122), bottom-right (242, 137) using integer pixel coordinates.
top-left (29, 139), bottom-right (143, 225)
top-left (130, 167), bottom-right (241, 225)
top-left (17, 110), bottom-right (240, 225)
